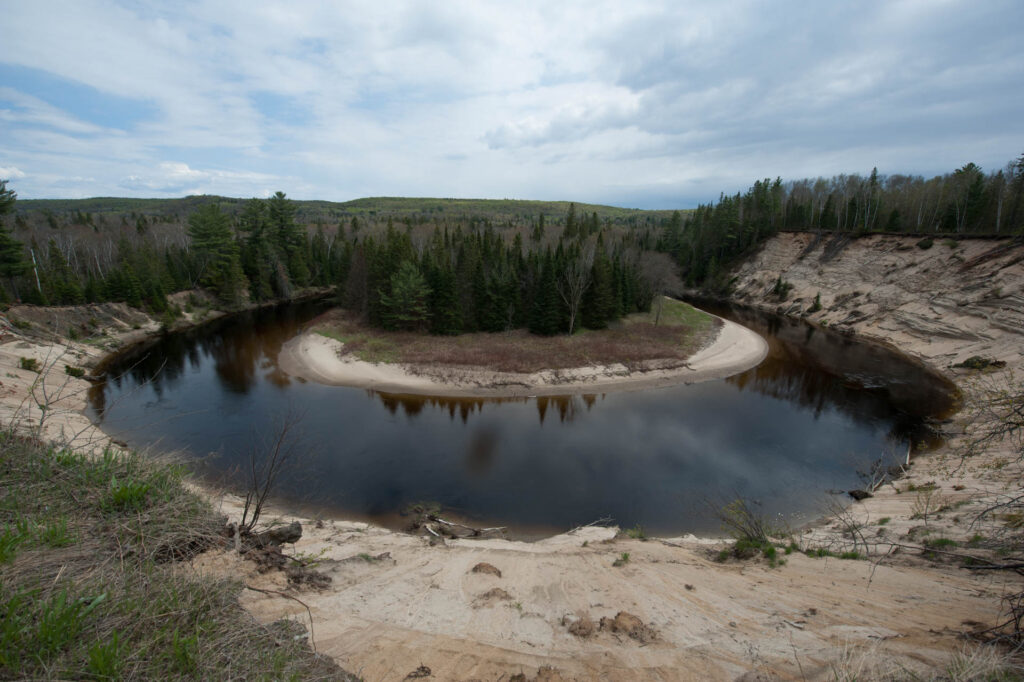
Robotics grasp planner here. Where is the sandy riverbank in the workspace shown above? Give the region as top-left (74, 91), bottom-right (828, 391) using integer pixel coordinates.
top-left (0, 283), bottom-right (1021, 679)
top-left (277, 312), bottom-right (768, 397)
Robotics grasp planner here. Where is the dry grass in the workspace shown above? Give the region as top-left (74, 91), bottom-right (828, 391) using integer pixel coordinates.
top-left (0, 432), bottom-right (356, 680)
top-left (313, 297), bottom-right (719, 374)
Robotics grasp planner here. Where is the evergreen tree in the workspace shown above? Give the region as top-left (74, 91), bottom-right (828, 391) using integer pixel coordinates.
top-left (187, 204), bottom-right (247, 306)
top-left (0, 181), bottom-right (26, 299)
top-left (563, 203), bottom-right (577, 239)
top-left (581, 244), bottom-right (616, 329)
top-left (380, 260), bottom-right (432, 331)
top-left (528, 252), bottom-right (562, 335)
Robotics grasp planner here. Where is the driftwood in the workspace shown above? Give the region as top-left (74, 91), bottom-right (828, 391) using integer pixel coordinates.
top-left (414, 513), bottom-right (506, 539)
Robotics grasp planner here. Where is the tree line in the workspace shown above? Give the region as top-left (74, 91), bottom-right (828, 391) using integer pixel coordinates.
top-left (1, 151), bottom-right (1021, 321)
top-left (658, 153), bottom-right (1024, 288)
top-left (0, 182), bottom-right (656, 334)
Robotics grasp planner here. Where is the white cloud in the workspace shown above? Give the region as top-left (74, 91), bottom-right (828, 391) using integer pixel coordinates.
top-left (0, 166), bottom-right (26, 180)
top-left (0, 0), bottom-right (1021, 206)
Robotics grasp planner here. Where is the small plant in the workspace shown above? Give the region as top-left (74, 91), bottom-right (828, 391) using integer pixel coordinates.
top-left (87, 631), bottom-right (124, 679)
top-left (64, 365), bottom-right (86, 378)
top-left (626, 524), bottom-right (647, 540)
top-left (170, 630), bottom-right (199, 675)
top-left (809, 291), bottom-right (822, 313)
top-left (916, 237), bottom-right (934, 250)
top-left (612, 552), bottom-right (630, 567)
top-left (877, 517), bottom-right (890, 525)
top-left (911, 488), bottom-right (940, 524)
top-left (771, 276), bottom-right (793, 301)
top-left (0, 519), bottom-right (29, 563)
top-left (952, 356), bottom-right (1006, 371)
top-left (36, 516), bottom-right (74, 548)
top-left (923, 537), bottom-right (958, 549)
top-left (102, 474), bottom-right (151, 512)
top-left (19, 357), bottom-right (39, 372)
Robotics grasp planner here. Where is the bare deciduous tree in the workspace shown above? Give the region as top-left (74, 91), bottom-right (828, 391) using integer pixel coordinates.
top-left (555, 242), bottom-right (595, 335)
top-left (239, 409), bottom-right (305, 535)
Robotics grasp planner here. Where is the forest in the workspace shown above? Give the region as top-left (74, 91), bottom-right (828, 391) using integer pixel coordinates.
top-left (659, 153), bottom-right (1024, 289)
top-left (0, 152), bottom-right (1021, 333)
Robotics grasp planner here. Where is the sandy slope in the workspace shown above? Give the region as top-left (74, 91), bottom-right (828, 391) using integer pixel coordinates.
top-left (277, 313), bottom-right (768, 397)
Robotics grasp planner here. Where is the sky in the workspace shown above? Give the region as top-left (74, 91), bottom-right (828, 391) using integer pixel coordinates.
top-left (0, 1), bottom-right (1021, 209)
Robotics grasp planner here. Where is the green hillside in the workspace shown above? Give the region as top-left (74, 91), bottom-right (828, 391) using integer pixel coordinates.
top-left (18, 195), bottom-right (685, 225)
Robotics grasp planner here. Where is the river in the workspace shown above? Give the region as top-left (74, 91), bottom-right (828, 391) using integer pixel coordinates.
top-left (88, 299), bottom-right (955, 538)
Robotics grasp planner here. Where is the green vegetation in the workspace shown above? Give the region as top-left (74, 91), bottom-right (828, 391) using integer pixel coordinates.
top-left (625, 525), bottom-right (647, 540)
top-left (0, 433), bottom-right (353, 680)
top-left (655, 153), bottom-right (1024, 291)
top-left (713, 498), bottom-right (789, 566)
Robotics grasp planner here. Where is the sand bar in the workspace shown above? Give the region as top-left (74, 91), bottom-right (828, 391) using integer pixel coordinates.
top-left (277, 311), bottom-right (768, 396)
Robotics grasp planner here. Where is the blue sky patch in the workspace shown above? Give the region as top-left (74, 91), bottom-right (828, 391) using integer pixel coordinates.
top-left (0, 62), bottom-right (158, 131)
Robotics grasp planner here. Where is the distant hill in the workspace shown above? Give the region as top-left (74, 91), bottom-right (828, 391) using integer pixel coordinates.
top-left (17, 195), bottom-right (686, 224)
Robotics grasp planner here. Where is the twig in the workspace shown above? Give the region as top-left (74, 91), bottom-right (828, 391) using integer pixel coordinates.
top-left (567, 516), bottom-right (614, 535)
top-left (783, 619), bottom-right (805, 630)
top-left (245, 585), bottom-right (317, 653)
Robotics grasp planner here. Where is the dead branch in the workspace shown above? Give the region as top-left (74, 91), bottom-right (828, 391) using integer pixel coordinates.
top-left (244, 585), bottom-right (317, 653)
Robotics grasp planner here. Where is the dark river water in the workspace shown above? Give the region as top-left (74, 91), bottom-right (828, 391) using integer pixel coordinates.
top-left (88, 299), bottom-right (956, 537)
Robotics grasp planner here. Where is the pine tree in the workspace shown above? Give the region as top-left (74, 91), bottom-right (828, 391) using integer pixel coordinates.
top-left (581, 244), bottom-right (615, 329)
top-left (187, 204), bottom-right (247, 306)
top-left (380, 260), bottom-right (432, 331)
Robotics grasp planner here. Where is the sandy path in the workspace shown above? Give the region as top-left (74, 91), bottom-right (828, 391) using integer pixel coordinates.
top-left (277, 314), bottom-right (768, 397)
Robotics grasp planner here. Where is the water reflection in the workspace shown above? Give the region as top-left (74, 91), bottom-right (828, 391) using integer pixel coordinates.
top-left (712, 303), bottom-right (956, 420)
top-left (369, 391), bottom-right (606, 425)
top-left (89, 299), bottom-right (957, 536)
top-left (91, 301), bottom-right (329, 420)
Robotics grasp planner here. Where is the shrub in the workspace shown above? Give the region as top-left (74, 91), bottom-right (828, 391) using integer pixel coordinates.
top-left (916, 237), bottom-right (934, 250)
top-left (19, 357), bottom-right (38, 373)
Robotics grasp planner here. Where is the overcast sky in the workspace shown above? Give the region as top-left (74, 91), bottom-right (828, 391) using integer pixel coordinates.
top-left (0, 1), bottom-right (1021, 208)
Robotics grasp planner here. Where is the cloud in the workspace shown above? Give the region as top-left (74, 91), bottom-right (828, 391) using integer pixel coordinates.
top-left (119, 162), bottom-right (284, 196)
top-left (0, 0), bottom-right (1021, 207)
top-left (0, 166), bottom-right (26, 180)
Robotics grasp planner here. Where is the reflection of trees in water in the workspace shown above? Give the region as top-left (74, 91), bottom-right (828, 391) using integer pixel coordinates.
top-left (370, 391), bottom-right (605, 424)
top-left (91, 301), bottom-right (327, 418)
top-left (720, 305), bottom-right (956, 445)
